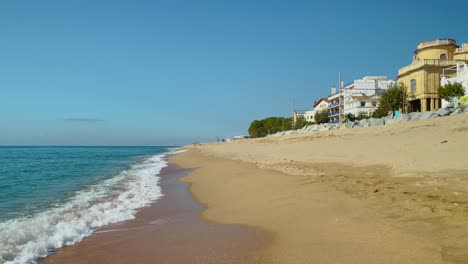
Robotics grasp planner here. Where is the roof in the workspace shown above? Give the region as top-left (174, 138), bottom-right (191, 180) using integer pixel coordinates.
top-left (351, 95), bottom-right (369, 100)
top-left (313, 98), bottom-right (329, 108)
top-left (350, 93), bottom-right (379, 100)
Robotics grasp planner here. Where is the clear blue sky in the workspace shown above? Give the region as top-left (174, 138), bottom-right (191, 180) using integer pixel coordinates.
top-left (1, 0), bottom-right (467, 146)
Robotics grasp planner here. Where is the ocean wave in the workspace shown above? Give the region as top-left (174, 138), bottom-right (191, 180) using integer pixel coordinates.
top-left (0, 153), bottom-right (168, 264)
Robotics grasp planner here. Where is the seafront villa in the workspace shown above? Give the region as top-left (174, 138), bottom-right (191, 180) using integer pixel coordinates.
top-left (314, 98), bottom-right (329, 112)
top-left (397, 39), bottom-right (468, 112)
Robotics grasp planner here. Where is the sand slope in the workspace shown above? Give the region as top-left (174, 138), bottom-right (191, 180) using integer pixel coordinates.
top-left (171, 114), bottom-right (468, 263)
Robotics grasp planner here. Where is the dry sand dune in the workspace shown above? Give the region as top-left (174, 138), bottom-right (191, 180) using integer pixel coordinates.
top-left (172, 114), bottom-right (468, 264)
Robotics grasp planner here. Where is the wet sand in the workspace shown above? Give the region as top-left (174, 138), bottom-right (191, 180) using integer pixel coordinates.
top-left (41, 163), bottom-right (266, 264)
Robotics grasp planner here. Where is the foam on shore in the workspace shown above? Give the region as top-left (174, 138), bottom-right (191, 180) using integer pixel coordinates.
top-left (0, 153), bottom-right (168, 264)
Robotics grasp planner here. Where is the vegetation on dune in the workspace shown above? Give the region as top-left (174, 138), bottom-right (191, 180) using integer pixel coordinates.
top-left (295, 117), bottom-right (315, 128)
top-left (248, 116), bottom-right (314, 138)
top-left (248, 117), bottom-right (292, 138)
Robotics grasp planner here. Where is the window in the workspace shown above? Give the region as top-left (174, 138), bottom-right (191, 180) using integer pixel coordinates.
top-left (440, 54), bottom-right (447, 60)
top-left (411, 79), bottom-right (416, 92)
top-left (360, 101), bottom-right (365, 107)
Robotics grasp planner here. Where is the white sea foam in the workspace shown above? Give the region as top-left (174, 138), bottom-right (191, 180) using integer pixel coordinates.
top-left (0, 153), bottom-right (168, 264)
top-left (166, 148), bottom-right (187, 155)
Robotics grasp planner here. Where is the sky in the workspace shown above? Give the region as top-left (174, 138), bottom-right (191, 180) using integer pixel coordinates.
top-left (0, 0), bottom-right (467, 146)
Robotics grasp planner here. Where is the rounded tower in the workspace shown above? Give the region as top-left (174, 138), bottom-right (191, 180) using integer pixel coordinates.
top-left (413, 38), bottom-right (458, 62)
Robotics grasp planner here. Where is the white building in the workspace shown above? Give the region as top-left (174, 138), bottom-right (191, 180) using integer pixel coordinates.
top-left (293, 98), bottom-right (329, 124)
top-left (314, 98), bottom-right (330, 112)
top-left (441, 62), bottom-right (468, 108)
top-left (310, 98), bottom-right (329, 123)
top-left (328, 89), bottom-right (343, 124)
top-left (343, 76), bottom-right (394, 117)
top-left (345, 94), bottom-right (380, 116)
top-left (304, 110), bottom-right (315, 122)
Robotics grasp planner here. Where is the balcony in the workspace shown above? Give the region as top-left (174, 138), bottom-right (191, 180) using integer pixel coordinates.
top-left (329, 119), bottom-right (341, 124)
top-left (328, 110), bottom-right (342, 117)
top-left (398, 59), bottom-right (464, 75)
top-left (328, 101), bottom-right (341, 107)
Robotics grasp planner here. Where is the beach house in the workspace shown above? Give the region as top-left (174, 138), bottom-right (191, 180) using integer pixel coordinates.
top-left (342, 76), bottom-right (394, 117)
top-left (314, 98), bottom-right (329, 112)
top-left (397, 39), bottom-right (468, 112)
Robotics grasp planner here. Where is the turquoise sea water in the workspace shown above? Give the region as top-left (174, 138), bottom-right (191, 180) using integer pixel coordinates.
top-left (0, 146), bottom-right (176, 264)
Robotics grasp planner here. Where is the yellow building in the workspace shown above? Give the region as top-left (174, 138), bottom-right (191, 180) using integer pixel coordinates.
top-left (397, 39), bottom-right (468, 112)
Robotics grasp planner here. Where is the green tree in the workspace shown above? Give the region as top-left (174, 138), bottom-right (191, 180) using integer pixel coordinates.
top-left (344, 113), bottom-right (356, 122)
top-left (314, 109), bottom-right (330, 124)
top-left (294, 117), bottom-right (314, 129)
top-left (248, 117), bottom-right (293, 138)
top-left (373, 82), bottom-right (408, 117)
top-left (372, 107), bottom-right (388, 118)
top-left (438, 82), bottom-right (465, 102)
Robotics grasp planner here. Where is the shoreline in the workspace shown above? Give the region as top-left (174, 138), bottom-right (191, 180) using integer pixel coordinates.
top-left (41, 163), bottom-right (266, 264)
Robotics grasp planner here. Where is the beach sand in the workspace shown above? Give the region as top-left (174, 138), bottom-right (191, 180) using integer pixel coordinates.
top-left (41, 164), bottom-right (265, 264)
top-left (170, 114), bottom-right (468, 264)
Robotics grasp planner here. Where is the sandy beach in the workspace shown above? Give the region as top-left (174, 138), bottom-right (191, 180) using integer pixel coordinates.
top-left (170, 114), bottom-right (468, 263)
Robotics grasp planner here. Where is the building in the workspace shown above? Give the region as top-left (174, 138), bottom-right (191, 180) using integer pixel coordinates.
top-left (441, 62), bottom-right (468, 107)
top-left (342, 76), bottom-right (394, 116)
top-left (314, 98), bottom-right (330, 112)
top-left (397, 38), bottom-right (468, 112)
top-left (292, 110), bottom-right (305, 127)
top-left (328, 87), bottom-right (343, 124)
top-left (309, 98), bottom-right (329, 123)
top-left (294, 98), bottom-right (329, 125)
top-left (344, 94), bottom-right (380, 116)
top-left (304, 110), bottom-right (315, 122)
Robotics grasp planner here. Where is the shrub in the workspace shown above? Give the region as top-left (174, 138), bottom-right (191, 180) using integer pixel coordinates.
top-left (314, 109), bottom-right (330, 124)
top-left (439, 82), bottom-right (465, 102)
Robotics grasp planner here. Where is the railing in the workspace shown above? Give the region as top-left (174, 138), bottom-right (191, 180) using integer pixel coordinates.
top-left (398, 59), bottom-right (463, 75)
top-left (328, 110), bottom-right (342, 117)
top-left (329, 119), bottom-right (341, 124)
top-left (417, 39), bottom-right (456, 50)
top-left (328, 101), bottom-right (341, 107)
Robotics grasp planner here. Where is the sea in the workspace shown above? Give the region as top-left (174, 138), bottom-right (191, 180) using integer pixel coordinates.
top-left (0, 146), bottom-right (179, 264)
